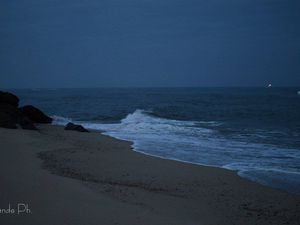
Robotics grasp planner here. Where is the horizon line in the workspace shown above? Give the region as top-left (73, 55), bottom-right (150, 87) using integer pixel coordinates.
top-left (2, 85), bottom-right (300, 90)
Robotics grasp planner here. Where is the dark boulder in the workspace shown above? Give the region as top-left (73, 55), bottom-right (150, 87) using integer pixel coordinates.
top-left (0, 103), bottom-right (19, 116)
top-left (19, 105), bottom-right (52, 124)
top-left (0, 91), bottom-right (19, 107)
top-left (0, 103), bottom-right (37, 130)
top-left (64, 122), bottom-right (89, 132)
top-left (0, 91), bottom-right (20, 129)
top-left (0, 91), bottom-right (43, 130)
top-left (0, 111), bottom-right (18, 128)
top-left (0, 103), bottom-right (19, 129)
top-left (19, 116), bottom-right (37, 130)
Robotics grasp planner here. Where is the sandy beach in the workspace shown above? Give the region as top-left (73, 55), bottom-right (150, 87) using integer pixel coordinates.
top-left (0, 125), bottom-right (299, 225)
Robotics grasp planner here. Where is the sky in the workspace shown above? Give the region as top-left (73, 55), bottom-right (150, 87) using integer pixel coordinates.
top-left (1, 0), bottom-right (299, 88)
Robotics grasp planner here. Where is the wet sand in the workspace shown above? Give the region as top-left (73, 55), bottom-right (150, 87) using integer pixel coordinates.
top-left (0, 125), bottom-right (299, 225)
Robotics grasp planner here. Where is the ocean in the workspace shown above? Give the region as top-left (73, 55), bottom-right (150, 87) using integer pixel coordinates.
top-left (12, 87), bottom-right (300, 194)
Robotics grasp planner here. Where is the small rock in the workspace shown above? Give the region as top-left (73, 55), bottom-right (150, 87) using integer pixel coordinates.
top-left (64, 122), bottom-right (89, 132)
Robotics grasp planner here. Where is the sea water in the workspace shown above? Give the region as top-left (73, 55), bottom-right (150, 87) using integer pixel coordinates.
top-left (12, 87), bottom-right (300, 194)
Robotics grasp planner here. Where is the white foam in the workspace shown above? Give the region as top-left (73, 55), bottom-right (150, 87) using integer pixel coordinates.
top-left (51, 115), bottom-right (73, 125)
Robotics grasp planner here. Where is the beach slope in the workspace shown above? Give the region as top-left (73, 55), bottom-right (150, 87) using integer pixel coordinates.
top-left (0, 125), bottom-right (299, 225)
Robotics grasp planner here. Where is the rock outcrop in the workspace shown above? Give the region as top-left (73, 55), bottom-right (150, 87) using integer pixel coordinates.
top-left (64, 122), bottom-right (89, 132)
top-left (0, 91), bottom-right (19, 107)
top-left (0, 103), bottom-right (19, 129)
top-left (0, 91), bottom-right (21, 129)
top-left (0, 91), bottom-right (52, 130)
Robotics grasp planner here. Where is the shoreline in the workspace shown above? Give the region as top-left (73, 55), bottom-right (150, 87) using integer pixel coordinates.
top-left (53, 125), bottom-right (300, 197)
top-left (77, 125), bottom-right (300, 196)
top-left (131, 146), bottom-right (300, 196)
top-left (1, 125), bottom-right (299, 224)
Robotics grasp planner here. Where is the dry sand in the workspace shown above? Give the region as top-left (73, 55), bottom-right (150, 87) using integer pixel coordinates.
top-left (0, 125), bottom-right (299, 225)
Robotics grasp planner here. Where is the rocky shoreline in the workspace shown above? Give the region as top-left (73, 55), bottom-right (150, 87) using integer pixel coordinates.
top-left (0, 91), bottom-right (89, 133)
top-left (0, 91), bottom-right (52, 130)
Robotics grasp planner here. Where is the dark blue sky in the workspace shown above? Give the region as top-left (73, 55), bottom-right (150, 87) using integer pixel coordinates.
top-left (1, 0), bottom-right (299, 88)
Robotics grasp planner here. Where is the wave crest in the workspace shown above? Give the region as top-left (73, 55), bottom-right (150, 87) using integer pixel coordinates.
top-left (51, 115), bottom-right (72, 125)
